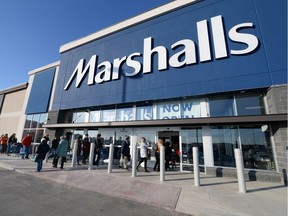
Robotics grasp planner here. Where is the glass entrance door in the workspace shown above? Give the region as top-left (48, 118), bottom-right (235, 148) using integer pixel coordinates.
top-left (180, 128), bottom-right (203, 172)
top-left (158, 130), bottom-right (180, 171)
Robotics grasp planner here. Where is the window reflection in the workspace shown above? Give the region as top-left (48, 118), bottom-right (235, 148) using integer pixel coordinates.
top-left (236, 95), bottom-right (265, 115)
top-left (116, 107), bottom-right (133, 121)
top-left (101, 109), bottom-right (116, 122)
top-left (209, 97), bottom-right (234, 117)
top-left (212, 126), bottom-right (238, 167)
top-left (181, 129), bottom-right (203, 167)
top-left (211, 125), bottom-right (275, 171)
top-left (23, 113), bottom-right (47, 143)
top-left (240, 126), bottom-right (274, 170)
top-left (72, 112), bottom-right (86, 123)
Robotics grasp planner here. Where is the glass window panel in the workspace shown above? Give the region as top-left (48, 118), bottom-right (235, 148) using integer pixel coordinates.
top-left (31, 114), bottom-right (40, 128)
top-left (24, 115), bottom-right (33, 128)
top-left (101, 109), bottom-right (116, 122)
top-left (181, 129), bottom-right (203, 165)
top-left (157, 101), bottom-right (180, 119)
top-left (89, 111), bottom-right (100, 122)
top-left (73, 112), bottom-right (86, 123)
top-left (240, 126), bottom-right (275, 170)
top-left (34, 129), bottom-right (44, 143)
top-left (212, 126), bottom-right (238, 167)
top-left (38, 113), bottom-right (48, 128)
top-left (116, 107), bottom-right (133, 121)
top-left (87, 129), bottom-right (98, 143)
top-left (236, 95), bottom-right (265, 115)
top-left (180, 99), bottom-right (201, 118)
top-left (136, 106), bottom-right (153, 120)
top-left (209, 97), bottom-right (235, 117)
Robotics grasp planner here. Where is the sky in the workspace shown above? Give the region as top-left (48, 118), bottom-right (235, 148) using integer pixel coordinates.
top-left (0, 0), bottom-right (172, 90)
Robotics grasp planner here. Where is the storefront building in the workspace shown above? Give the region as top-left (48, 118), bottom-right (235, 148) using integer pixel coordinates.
top-left (20, 0), bottom-right (287, 183)
top-left (0, 83), bottom-right (28, 138)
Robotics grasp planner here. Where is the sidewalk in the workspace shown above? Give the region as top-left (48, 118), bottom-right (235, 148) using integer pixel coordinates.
top-left (0, 154), bottom-right (287, 216)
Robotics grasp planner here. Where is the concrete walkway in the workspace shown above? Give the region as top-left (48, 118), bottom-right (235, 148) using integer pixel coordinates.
top-left (0, 154), bottom-right (287, 216)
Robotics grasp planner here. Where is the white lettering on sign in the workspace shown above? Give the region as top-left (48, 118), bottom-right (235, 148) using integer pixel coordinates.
top-left (64, 15), bottom-right (259, 90)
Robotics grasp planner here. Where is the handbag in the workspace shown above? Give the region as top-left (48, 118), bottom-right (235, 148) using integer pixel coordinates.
top-left (31, 153), bottom-right (39, 162)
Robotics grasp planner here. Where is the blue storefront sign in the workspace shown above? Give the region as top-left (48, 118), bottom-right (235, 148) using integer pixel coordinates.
top-left (52, 0), bottom-right (287, 111)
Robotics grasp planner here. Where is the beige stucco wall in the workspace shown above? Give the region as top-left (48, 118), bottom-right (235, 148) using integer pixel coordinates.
top-left (0, 89), bottom-right (27, 139)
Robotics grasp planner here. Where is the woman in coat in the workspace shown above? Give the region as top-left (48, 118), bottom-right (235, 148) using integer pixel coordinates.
top-left (136, 137), bottom-right (150, 172)
top-left (53, 136), bottom-right (68, 169)
top-left (36, 138), bottom-right (50, 172)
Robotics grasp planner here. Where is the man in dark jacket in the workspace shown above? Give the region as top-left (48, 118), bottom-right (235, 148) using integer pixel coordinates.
top-left (120, 136), bottom-right (130, 170)
top-left (82, 134), bottom-right (90, 164)
top-left (36, 138), bottom-right (50, 172)
top-left (94, 134), bottom-right (103, 166)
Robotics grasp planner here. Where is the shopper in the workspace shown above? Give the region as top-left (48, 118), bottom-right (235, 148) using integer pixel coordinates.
top-left (49, 137), bottom-right (59, 159)
top-left (7, 133), bottom-right (17, 156)
top-left (94, 134), bottom-right (103, 166)
top-left (153, 139), bottom-right (164, 172)
top-left (21, 132), bottom-right (32, 159)
top-left (76, 136), bottom-right (82, 165)
top-left (36, 138), bottom-right (50, 172)
top-left (0, 134), bottom-right (8, 154)
top-left (82, 134), bottom-right (90, 165)
top-left (136, 137), bottom-right (150, 172)
top-left (120, 136), bottom-right (130, 170)
top-left (53, 136), bottom-right (68, 169)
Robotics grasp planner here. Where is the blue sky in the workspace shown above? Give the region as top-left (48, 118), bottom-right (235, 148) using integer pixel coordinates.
top-left (0, 0), bottom-right (171, 90)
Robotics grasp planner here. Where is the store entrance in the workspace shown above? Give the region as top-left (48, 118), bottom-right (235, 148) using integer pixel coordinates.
top-left (158, 131), bottom-right (180, 171)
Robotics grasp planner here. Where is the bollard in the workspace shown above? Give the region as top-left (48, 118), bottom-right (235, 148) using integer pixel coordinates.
top-left (160, 145), bottom-right (165, 182)
top-left (132, 136), bottom-right (137, 177)
top-left (108, 143), bottom-right (114, 173)
top-left (88, 142), bottom-right (95, 170)
top-left (71, 141), bottom-right (78, 167)
top-left (193, 147), bottom-right (200, 187)
top-left (234, 148), bottom-right (247, 193)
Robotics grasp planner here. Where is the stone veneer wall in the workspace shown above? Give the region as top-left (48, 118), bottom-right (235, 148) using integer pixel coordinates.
top-left (266, 84), bottom-right (287, 185)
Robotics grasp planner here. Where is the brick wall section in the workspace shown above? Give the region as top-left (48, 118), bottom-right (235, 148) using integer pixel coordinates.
top-left (266, 84), bottom-right (288, 185)
top-left (266, 84), bottom-right (287, 114)
top-left (47, 110), bottom-right (65, 139)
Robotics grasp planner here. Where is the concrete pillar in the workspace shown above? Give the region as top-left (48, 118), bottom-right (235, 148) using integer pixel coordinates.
top-left (108, 143), bottom-right (114, 173)
top-left (193, 147), bottom-right (200, 187)
top-left (71, 140), bottom-right (78, 167)
top-left (88, 142), bottom-right (95, 170)
top-left (160, 145), bottom-right (165, 182)
top-left (132, 135), bottom-right (138, 177)
top-left (234, 148), bottom-right (247, 193)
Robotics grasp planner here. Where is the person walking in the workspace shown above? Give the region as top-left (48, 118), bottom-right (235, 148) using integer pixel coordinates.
top-left (120, 136), bottom-right (130, 170)
top-left (136, 137), bottom-right (150, 172)
top-left (21, 132), bottom-right (33, 159)
top-left (153, 139), bottom-right (164, 172)
top-left (7, 133), bottom-right (17, 156)
top-left (53, 136), bottom-right (68, 169)
top-left (35, 138), bottom-right (50, 172)
top-left (0, 134), bottom-right (8, 154)
top-left (76, 136), bottom-right (82, 165)
top-left (165, 142), bottom-right (172, 171)
top-left (82, 134), bottom-right (90, 165)
top-left (49, 137), bottom-right (59, 159)
top-left (94, 134), bottom-right (103, 166)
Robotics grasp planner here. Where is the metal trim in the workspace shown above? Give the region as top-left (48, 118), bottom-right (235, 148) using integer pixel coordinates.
top-left (43, 114), bottom-right (287, 129)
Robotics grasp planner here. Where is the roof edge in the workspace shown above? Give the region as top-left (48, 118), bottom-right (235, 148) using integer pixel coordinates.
top-left (0, 82), bottom-right (28, 95)
top-left (28, 61), bottom-right (60, 76)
